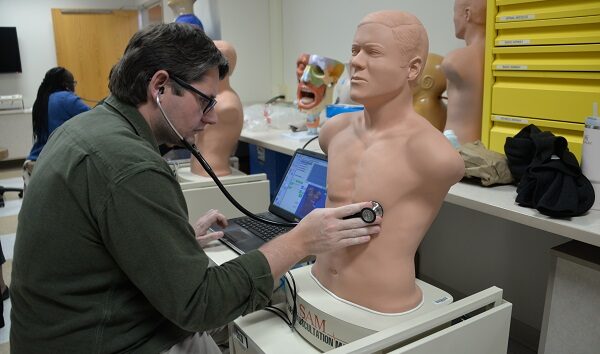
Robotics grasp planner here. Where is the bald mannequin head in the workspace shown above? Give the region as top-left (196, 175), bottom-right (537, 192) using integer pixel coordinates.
top-left (350, 11), bottom-right (429, 103)
top-left (454, 0), bottom-right (487, 39)
top-left (214, 40), bottom-right (237, 76)
top-left (358, 11), bottom-right (429, 80)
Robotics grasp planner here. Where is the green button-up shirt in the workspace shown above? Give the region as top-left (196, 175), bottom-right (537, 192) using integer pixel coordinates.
top-left (11, 96), bottom-right (274, 353)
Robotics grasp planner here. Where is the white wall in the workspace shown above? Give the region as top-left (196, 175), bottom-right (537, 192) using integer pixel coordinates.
top-left (280, 0), bottom-right (464, 99)
top-left (0, 0), bottom-right (138, 108)
top-left (0, 0), bottom-right (465, 112)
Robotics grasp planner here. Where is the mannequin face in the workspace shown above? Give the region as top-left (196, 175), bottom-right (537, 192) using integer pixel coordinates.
top-left (296, 54), bottom-right (344, 111)
top-left (296, 53), bottom-right (309, 81)
top-left (350, 22), bottom-right (411, 104)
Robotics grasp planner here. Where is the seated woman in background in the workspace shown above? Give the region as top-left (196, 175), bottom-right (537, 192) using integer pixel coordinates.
top-left (23, 67), bottom-right (89, 188)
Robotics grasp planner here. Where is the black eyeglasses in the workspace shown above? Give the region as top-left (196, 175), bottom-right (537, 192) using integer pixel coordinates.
top-left (171, 75), bottom-right (217, 114)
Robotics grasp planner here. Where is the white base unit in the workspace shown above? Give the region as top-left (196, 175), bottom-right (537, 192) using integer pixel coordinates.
top-left (230, 270), bottom-right (511, 354)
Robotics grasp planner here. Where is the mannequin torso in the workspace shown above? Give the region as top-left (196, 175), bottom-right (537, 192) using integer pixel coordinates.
top-left (442, 40), bottom-right (485, 143)
top-left (312, 110), bottom-right (463, 313)
top-left (311, 11), bottom-right (464, 314)
top-left (442, 0), bottom-right (487, 144)
top-left (191, 41), bottom-right (243, 176)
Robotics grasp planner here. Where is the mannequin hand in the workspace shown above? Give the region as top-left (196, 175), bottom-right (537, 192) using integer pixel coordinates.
top-left (293, 201), bottom-right (381, 255)
top-left (194, 209), bottom-right (228, 248)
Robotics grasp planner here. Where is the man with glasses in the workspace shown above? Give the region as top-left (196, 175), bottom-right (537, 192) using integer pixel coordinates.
top-left (11, 23), bottom-right (381, 353)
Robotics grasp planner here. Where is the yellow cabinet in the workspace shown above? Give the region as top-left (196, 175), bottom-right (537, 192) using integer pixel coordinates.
top-left (482, 0), bottom-right (600, 161)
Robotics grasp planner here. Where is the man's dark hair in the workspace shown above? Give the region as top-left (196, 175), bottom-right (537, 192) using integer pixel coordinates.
top-left (109, 22), bottom-right (229, 106)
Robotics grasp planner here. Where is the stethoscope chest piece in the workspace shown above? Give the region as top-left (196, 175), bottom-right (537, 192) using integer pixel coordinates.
top-left (345, 201), bottom-right (383, 223)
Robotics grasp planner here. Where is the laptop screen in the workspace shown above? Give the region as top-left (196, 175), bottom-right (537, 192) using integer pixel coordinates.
top-left (271, 150), bottom-right (328, 220)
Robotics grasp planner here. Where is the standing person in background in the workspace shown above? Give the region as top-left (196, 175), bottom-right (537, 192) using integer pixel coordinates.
top-left (23, 67), bottom-right (90, 189)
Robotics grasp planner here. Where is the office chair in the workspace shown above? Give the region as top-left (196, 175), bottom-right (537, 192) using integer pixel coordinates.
top-left (0, 148), bottom-right (24, 208)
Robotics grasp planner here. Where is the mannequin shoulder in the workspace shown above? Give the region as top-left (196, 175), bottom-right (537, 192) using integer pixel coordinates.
top-left (321, 112), bottom-right (356, 135)
top-left (409, 127), bottom-right (465, 182)
top-left (216, 93), bottom-right (243, 119)
top-left (319, 112), bottom-right (359, 151)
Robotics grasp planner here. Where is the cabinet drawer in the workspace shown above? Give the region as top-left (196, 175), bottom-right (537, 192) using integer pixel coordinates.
top-left (491, 71), bottom-right (600, 124)
top-left (493, 44), bottom-right (600, 71)
top-left (489, 115), bottom-right (584, 160)
top-left (495, 14), bottom-right (600, 46)
top-left (496, 0), bottom-right (600, 23)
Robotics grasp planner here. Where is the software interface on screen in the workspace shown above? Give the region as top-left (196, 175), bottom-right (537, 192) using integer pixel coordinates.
top-left (273, 153), bottom-right (327, 218)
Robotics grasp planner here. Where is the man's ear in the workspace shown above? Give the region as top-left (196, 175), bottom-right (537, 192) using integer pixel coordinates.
top-left (149, 70), bottom-right (170, 99)
top-left (407, 56), bottom-right (424, 83)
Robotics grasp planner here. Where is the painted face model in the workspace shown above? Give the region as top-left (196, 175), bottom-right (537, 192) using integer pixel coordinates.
top-left (296, 54), bottom-right (344, 114)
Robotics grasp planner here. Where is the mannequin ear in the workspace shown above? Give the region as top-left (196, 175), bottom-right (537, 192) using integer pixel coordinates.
top-left (465, 7), bottom-right (472, 22)
top-left (407, 56), bottom-right (424, 83)
top-left (422, 75), bottom-right (434, 90)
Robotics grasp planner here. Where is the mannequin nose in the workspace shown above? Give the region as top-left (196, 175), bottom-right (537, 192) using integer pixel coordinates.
top-left (351, 52), bottom-right (366, 70)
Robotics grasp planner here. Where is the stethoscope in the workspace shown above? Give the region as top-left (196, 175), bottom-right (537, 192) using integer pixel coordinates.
top-left (155, 88), bottom-right (383, 226)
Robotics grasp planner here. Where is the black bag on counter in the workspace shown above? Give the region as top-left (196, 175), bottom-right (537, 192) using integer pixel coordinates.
top-left (504, 124), bottom-right (595, 217)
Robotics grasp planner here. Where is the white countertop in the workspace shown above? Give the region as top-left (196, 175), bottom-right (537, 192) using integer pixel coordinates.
top-left (0, 108), bottom-right (31, 116)
top-left (447, 181), bottom-right (600, 247)
top-left (240, 127), bottom-right (323, 154)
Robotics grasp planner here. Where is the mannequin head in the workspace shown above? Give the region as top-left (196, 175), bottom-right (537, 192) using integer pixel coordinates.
top-left (296, 53), bottom-right (344, 114)
top-left (415, 53), bottom-right (446, 97)
top-left (453, 0), bottom-right (487, 39)
top-left (412, 53), bottom-right (447, 131)
top-left (350, 11), bottom-right (429, 104)
top-left (214, 40), bottom-right (237, 77)
top-left (169, 0), bottom-right (204, 29)
top-left (168, 0), bottom-right (195, 16)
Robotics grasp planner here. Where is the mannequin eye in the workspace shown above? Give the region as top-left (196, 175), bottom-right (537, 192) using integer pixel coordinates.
top-left (311, 66), bottom-right (324, 76)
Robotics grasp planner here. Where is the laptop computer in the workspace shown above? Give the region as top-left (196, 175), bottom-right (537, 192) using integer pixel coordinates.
top-left (214, 149), bottom-right (328, 254)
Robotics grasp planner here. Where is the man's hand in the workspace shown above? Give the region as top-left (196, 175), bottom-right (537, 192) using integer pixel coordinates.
top-left (259, 201), bottom-right (381, 280)
top-left (193, 209), bottom-right (228, 248)
top-left (293, 201), bottom-right (381, 255)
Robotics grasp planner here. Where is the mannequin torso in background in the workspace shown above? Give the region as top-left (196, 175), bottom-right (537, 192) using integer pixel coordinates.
top-left (191, 40), bottom-right (243, 176)
top-left (311, 11), bottom-right (464, 314)
top-left (442, 0), bottom-right (487, 144)
top-left (412, 53), bottom-right (447, 132)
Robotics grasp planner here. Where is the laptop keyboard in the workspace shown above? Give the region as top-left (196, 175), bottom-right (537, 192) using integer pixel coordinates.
top-left (236, 217), bottom-right (293, 241)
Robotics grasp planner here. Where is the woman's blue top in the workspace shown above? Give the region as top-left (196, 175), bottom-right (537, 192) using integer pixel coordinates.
top-left (27, 91), bottom-right (90, 160)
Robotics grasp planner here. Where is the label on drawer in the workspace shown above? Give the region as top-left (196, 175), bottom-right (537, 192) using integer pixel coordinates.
top-left (499, 14), bottom-right (535, 21)
top-left (496, 65), bottom-right (528, 70)
top-left (492, 115), bottom-right (530, 124)
top-left (498, 39), bottom-right (531, 45)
